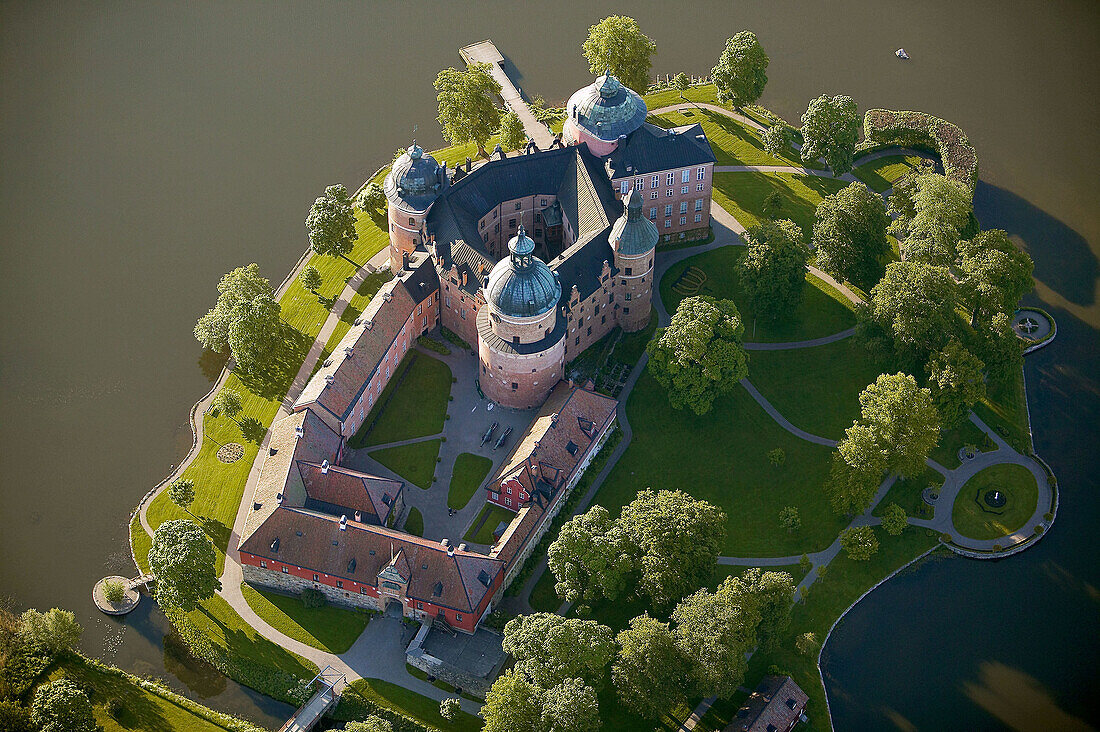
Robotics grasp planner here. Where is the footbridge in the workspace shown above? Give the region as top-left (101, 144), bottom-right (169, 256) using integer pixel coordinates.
top-left (278, 666), bottom-right (345, 732)
top-left (459, 40), bottom-right (556, 150)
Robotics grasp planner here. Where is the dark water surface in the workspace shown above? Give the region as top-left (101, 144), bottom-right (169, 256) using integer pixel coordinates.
top-left (1, 1), bottom-right (1096, 729)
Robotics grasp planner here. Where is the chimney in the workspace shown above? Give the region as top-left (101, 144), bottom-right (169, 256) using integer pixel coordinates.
top-left (465, 156), bottom-right (472, 172)
top-left (402, 250), bottom-right (410, 270)
top-left (458, 543), bottom-right (467, 552)
top-left (276, 492), bottom-right (283, 504)
top-left (462, 270), bottom-right (468, 287)
top-left (295, 425), bottom-right (304, 438)
top-left (354, 510), bottom-right (362, 523)
top-left (321, 460), bottom-right (329, 474)
top-left (440, 538), bottom-right (450, 547)
top-left (339, 514), bottom-right (347, 531)
top-left (344, 346), bottom-right (354, 358)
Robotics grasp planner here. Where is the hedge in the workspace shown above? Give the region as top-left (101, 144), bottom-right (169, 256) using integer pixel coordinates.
top-left (0, 643), bottom-right (52, 700)
top-left (857, 109), bottom-right (978, 192)
top-left (331, 681), bottom-right (433, 731)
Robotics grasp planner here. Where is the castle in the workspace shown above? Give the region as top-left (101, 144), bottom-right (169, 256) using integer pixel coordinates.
top-left (237, 72), bottom-right (715, 634)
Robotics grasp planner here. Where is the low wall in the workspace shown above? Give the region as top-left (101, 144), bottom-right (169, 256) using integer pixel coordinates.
top-left (242, 563), bottom-right (383, 613)
top-left (405, 624), bottom-right (500, 699)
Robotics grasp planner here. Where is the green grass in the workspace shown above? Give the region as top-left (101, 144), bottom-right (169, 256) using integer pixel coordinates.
top-left (595, 372), bottom-right (847, 557)
top-left (852, 154), bottom-right (925, 194)
top-left (239, 583), bottom-right (369, 654)
top-left (370, 439), bottom-right (442, 490)
top-left (611, 307), bottom-right (658, 367)
top-left (974, 370), bottom-right (1032, 453)
top-left (649, 107), bottom-right (805, 168)
top-left (872, 467), bottom-right (940, 520)
top-left (448, 453), bottom-right (493, 510)
top-left (930, 417), bottom-right (992, 469)
top-left (951, 463), bottom-right (1039, 540)
top-left (343, 678), bottom-right (483, 732)
top-left (712, 172), bottom-right (847, 243)
top-left (528, 569), bottom-right (562, 613)
top-left (130, 512), bottom-right (151, 575)
top-left (660, 246), bottom-right (857, 343)
top-left (317, 270), bottom-right (394, 367)
top-left (464, 504), bottom-right (516, 545)
top-left (747, 338), bottom-right (885, 439)
top-left (405, 506), bottom-right (424, 536)
top-left (350, 352), bottom-right (453, 448)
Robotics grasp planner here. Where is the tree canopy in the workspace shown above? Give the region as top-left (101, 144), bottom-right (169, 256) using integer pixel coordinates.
top-left (19, 608), bottom-right (82, 655)
top-left (761, 124), bottom-right (793, 158)
top-left (613, 615), bottom-right (692, 719)
top-left (193, 263), bottom-right (272, 354)
top-left (540, 678), bottom-right (600, 732)
top-left (31, 679), bottom-right (97, 732)
top-left (849, 372), bottom-right (940, 478)
top-left (865, 261), bottom-right (958, 367)
top-left (812, 181), bottom-right (889, 289)
top-left (306, 184), bottom-right (358, 265)
top-left (502, 614), bottom-right (616, 689)
top-left (800, 94), bottom-right (860, 175)
top-left (547, 505), bottom-right (634, 605)
top-left (226, 291), bottom-right (282, 370)
top-left (343, 718), bottom-right (393, 732)
top-left (213, 388), bottom-right (243, 422)
top-left (711, 31), bottom-right (769, 108)
top-left (582, 15), bottom-right (657, 94)
top-left (168, 478), bottom-right (197, 516)
top-left (498, 111), bottom-right (527, 151)
top-left (976, 312), bottom-right (1023, 386)
top-left (647, 295), bottom-right (749, 415)
top-left (881, 503), bottom-right (908, 536)
top-left (840, 526), bottom-right (880, 560)
top-left (298, 265), bottom-right (322, 293)
top-left (149, 519), bottom-right (222, 611)
top-left (927, 339), bottom-right (986, 428)
top-left (740, 218), bottom-right (810, 319)
top-left (958, 230), bottom-right (1034, 327)
top-left (481, 670), bottom-right (545, 732)
top-left (434, 63), bottom-right (502, 156)
top-left (355, 182), bottom-right (386, 212)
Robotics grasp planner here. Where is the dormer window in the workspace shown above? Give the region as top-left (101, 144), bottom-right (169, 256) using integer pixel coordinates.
top-left (566, 441), bottom-right (579, 456)
top-left (432, 581), bottom-right (443, 597)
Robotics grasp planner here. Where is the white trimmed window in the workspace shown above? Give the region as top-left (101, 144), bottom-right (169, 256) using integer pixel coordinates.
top-left (697, 167), bottom-right (706, 180)
top-left (695, 213), bottom-right (703, 223)
top-left (695, 198), bottom-right (704, 211)
top-left (667, 172), bottom-right (675, 185)
top-left (651, 175), bottom-right (659, 188)
top-left (649, 207), bottom-right (657, 219)
top-left (664, 204), bottom-right (673, 216)
top-left (681, 185), bottom-right (689, 195)
top-left (680, 201), bottom-right (688, 214)
top-left (665, 219), bottom-right (672, 228)
top-left (620, 180), bottom-right (629, 194)
top-left (697, 183), bottom-right (704, 191)
top-left (682, 169), bottom-right (691, 183)
top-left (651, 191), bottom-right (658, 199)
top-left (680, 216), bottom-right (687, 225)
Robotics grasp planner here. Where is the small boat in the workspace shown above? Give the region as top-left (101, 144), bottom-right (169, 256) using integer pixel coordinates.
top-left (896, 48), bottom-right (910, 60)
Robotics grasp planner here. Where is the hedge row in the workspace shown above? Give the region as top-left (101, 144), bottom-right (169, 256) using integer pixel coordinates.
top-left (331, 681), bottom-right (434, 732)
top-left (858, 109), bottom-right (978, 192)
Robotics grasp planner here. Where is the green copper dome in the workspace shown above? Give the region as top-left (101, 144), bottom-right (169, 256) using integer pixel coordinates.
top-left (485, 226), bottom-right (561, 318)
top-left (385, 141), bottom-right (443, 209)
top-left (566, 72), bottom-right (648, 142)
top-left (609, 188), bottom-right (659, 256)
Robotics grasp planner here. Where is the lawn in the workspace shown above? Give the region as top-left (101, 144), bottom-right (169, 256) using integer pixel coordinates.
top-left (660, 246), bottom-right (857, 343)
top-left (370, 439), bottom-right (442, 490)
top-left (340, 678), bottom-right (483, 732)
top-left (405, 506), bottom-right (424, 536)
top-left (974, 371), bottom-right (1032, 453)
top-left (464, 503), bottom-right (516, 545)
top-left (350, 352), bottom-right (453, 448)
top-left (610, 307), bottom-right (657, 367)
top-left (649, 107), bottom-right (805, 168)
top-left (712, 171), bottom-right (847, 242)
top-left (872, 468), bottom-right (941, 521)
top-left (852, 154), bottom-right (926, 194)
top-left (930, 417), bottom-right (992, 469)
top-left (448, 453), bottom-right (493, 510)
top-left (747, 338), bottom-right (885, 440)
top-left (528, 569), bottom-right (562, 613)
top-left (239, 583), bottom-right (370, 654)
top-left (951, 463), bottom-right (1039, 540)
top-left (595, 372), bottom-right (848, 557)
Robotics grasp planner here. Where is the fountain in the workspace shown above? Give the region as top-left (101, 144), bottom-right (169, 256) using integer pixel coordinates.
top-left (983, 489), bottom-right (1007, 509)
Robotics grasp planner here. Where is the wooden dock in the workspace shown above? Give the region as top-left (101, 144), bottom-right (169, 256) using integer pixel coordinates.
top-left (459, 40), bottom-right (556, 151)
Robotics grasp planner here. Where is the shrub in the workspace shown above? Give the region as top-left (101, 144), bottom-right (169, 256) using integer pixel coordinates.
top-left (106, 698), bottom-right (125, 720)
top-left (992, 544), bottom-right (1002, 552)
top-left (1034, 525), bottom-right (1044, 535)
top-left (940, 532), bottom-right (953, 543)
top-left (416, 335), bottom-right (450, 356)
top-left (767, 448), bottom-right (786, 466)
top-left (0, 643), bottom-right (52, 700)
top-left (103, 580), bottom-right (125, 604)
top-left (439, 697), bottom-right (461, 721)
top-left (840, 526), bottom-right (879, 560)
top-left (1043, 512), bottom-right (1054, 522)
top-left (767, 664), bottom-right (790, 677)
top-left (858, 109), bottom-right (978, 193)
top-left (0, 700), bottom-right (33, 732)
top-left (300, 588), bottom-right (326, 609)
top-left (796, 632), bottom-right (818, 657)
top-left (440, 327), bottom-right (471, 351)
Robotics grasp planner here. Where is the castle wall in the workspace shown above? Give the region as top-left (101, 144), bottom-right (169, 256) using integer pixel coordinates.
top-left (612, 163), bottom-right (713, 240)
top-left (612, 248), bottom-right (654, 333)
top-left (387, 201), bottom-right (429, 267)
top-left (439, 275), bottom-right (482, 348)
top-left (563, 118), bottom-right (620, 157)
top-left (475, 194), bottom-right (563, 260)
top-left (479, 335), bottom-right (565, 409)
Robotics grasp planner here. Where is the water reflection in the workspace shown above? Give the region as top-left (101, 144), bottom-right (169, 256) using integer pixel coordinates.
top-left (962, 661), bottom-right (1093, 732)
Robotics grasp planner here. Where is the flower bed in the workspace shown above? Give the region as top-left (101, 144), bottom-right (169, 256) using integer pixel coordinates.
top-left (857, 109), bottom-right (978, 192)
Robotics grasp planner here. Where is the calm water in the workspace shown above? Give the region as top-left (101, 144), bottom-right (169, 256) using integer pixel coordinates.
top-left (1, 1), bottom-right (1096, 729)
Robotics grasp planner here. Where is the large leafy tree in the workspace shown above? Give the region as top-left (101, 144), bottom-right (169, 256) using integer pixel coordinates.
top-left (582, 15), bottom-right (657, 94)
top-left (547, 505), bottom-right (634, 605)
top-left (889, 172), bottom-right (972, 245)
top-left (343, 718), bottom-right (393, 732)
top-left (298, 265), bottom-right (322, 294)
top-left (711, 31), bottom-right (769, 108)
top-left (958, 230), bottom-right (1034, 327)
top-left (976, 312), bottom-right (1023, 386)
top-left (618, 489), bottom-right (727, 608)
top-left (840, 526), bottom-right (880, 560)
top-left (672, 579), bottom-right (759, 697)
top-left (646, 295), bottom-right (749, 415)
top-left (498, 111), bottom-right (527, 151)
top-left (306, 184), bottom-right (359, 265)
top-left (540, 678), bottom-right (600, 732)
top-left (193, 263), bottom-right (272, 354)
top-left (927, 340), bottom-right (986, 428)
top-left (740, 218), bottom-right (810, 319)
top-left (502, 614), bottom-right (616, 689)
top-left (812, 181), bottom-right (889, 289)
top-left (19, 608), bottom-right (82, 655)
top-left (481, 670), bottom-right (543, 732)
top-left (31, 679), bottom-right (97, 732)
top-left (434, 63), bottom-right (502, 157)
top-left (149, 519), bottom-right (222, 611)
top-left (168, 478), bottom-right (197, 517)
top-left (865, 261), bottom-right (958, 367)
top-left (613, 615), bottom-right (693, 720)
top-left (848, 373), bottom-right (940, 478)
top-left (737, 568), bottom-right (796, 651)
top-left (761, 124), bottom-right (793, 158)
top-left (800, 94), bottom-right (859, 175)
top-left (226, 291), bottom-right (282, 371)
top-left (826, 437), bottom-right (886, 515)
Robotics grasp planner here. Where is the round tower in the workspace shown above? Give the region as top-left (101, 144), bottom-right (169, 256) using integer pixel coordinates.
top-left (562, 72), bottom-right (648, 157)
top-left (477, 227), bottom-right (565, 409)
top-left (610, 187), bottom-right (658, 332)
top-left (384, 142), bottom-right (445, 268)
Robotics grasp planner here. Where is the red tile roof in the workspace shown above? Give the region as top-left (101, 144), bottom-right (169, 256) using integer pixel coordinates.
top-left (727, 676), bottom-right (808, 732)
top-left (297, 461), bottom-right (402, 526)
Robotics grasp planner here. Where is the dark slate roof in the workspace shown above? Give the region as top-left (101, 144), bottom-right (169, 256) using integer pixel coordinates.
top-left (605, 122), bottom-right (716, 178)
top-left (386, 143), bottom-right (446, 212)
top-left (549, 231), bottom-right (615, 306)
top-left (609, 188), bottom-right (659, 256)
top-left (485, 228), bottom-right (561, 318)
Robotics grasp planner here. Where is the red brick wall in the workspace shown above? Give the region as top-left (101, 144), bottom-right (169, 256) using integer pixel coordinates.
top-left (613, 162), bottom-right (713, 239)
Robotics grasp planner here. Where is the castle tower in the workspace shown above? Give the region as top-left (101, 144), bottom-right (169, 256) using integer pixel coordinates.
top-left (477, 226), bottom-right (565, 409)
top-left (610, 187), bottom-right (658, 332)
top-left (383, 142), bottom-right (446, 268)
top-left (562, 72), bottom-right (648, 157)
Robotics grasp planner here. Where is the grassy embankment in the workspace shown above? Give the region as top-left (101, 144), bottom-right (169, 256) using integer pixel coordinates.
top-left (239, 583), bottom-right (371, 654)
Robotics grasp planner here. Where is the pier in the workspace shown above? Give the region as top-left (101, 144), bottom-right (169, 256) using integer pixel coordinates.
top-left (459, 40), bottom-right (556, 151)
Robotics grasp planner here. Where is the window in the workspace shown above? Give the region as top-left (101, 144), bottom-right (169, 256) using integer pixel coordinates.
top-left (494, 222), bottom-right (500, 233)
top-left (594, 304), bottom-right (600, 314)
top-left (260, 560), bottom-right (267, 568)
top-left (680, 201), bottom-right (688, 214)
top-left (456, 613), bottom-right (463, 622)
top-left (575, 336), bottom-right (580, 345)
top-left (509, 218), bottom-right (516, 228)
top-left (649, 207), bottom-right (657, 219)
top-left (665, 204), bottom-right (673, 216)
top-left (505, 497), bottom-right (512, 506)
top-left (608, 293), bottom-right (614, 303)
top-left (534, 212), bottom-right (541, 223)
top-left (680, 216), bottom-right (687, 225)
top-left (623, 307), bottom-right (630, 314)
top-left (460, 309), bottom-right (465, 320)
top-left (360, 586), bottom-right (369, 594)
top-left (408, 217), bottom-right (415, 226)
top-left (511, 382), bottom-right (518, 390)
top-left (601, 314), bottom-right (606, 324)
top-left (667, 172), bottom-right (675, 185)
top-left (651, 191), bottom-right (658, 200)
top-left (515, 201), bottom-right (522, 210)
top-left (682, 169), bottom-right (691, 183)
top-left (698, 167), bottom-right (706, 180)
top-left (382, 581), bottom-right (401, 591)
top-left (620, 180), bottom-right (629, 194)
top-left (313, 574), bottom-right (319, 582)
top-left (566, 440), bottom-right (579, 455)
top-left (541, 198), bottom-right (547, 206)
top-left (480, 219), bottom-right (485, 229)
top-left (586, 326), bottom-right (592, 335)
top-left (695, 213), bottom-right (703, 223)
top-left (695, 198), bottom-right (704, 211)
top-left (651, 175), bottom-right (659, 188)
top-left (624, 267), bottom-right (632, 275)
top-left (665, 219), bottom-right (672, 228)
top-left (417, 602), bottom-right (424, 609)
top-left (336, 580), bottom-right (343, 589)
top-left (635, 178), bottom-right (644, 190)
top-left (697, 183), bottom-right (704, 191)
top-left (625, 292), bottom-right (632, 300)
top-left (666, 188), bottom-right (673, 197)
top-left (535, 228), bottom-right (542, 236)
top-left (681, 185), bottom-right (689, 194)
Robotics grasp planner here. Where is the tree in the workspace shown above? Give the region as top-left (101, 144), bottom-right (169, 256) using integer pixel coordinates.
top-left (547, 506), bottom-right (634, 605)
top-left (799, 553), bottom-right (812, 575)
top-left (103, 579), bottom-right (125, 603)
top-left (957, 230), bottom-right (1034, 327)
top-left (976, 312), bottom-right (1023, 386)
top-left (927, 340), bottom-right (986, 428)
top-left (760, 189), bottom-right (784, 219)
top-left (800, 94), bottom-right (860, 175)
top-left (889, 171), bottom-right (972, 247)
top-left (840, 526), bottom-right (880, 560)
top-left (224, 291), bottom-right (282, 371)
top-left (498, 110), bottom-right (527, 152)
top-left (502, 614), bottom-right (616, 689)
top-left (881, 503), bottom-right (908, 536)
top-left (481, 670), bottom-right (543, 732)
top-left (673, 72), bottom-right (691, 100)
top-left (740, 218), bottom-right (810, 319)
top-left (796, 632), bottom-right (818, 656)
top-left (439, 698), bottom-right (461, 722)
top-left (812, 181), bottom-right (889, 288)
top-left (582, 15), bottom-right (657, 95)
top-left (618, 490), bottom-right (728, 608)
top-left (298, 265), bottom-right (322, 294)
top-left (168, 478), bottom-right (197, 517)
top-left (852, 373), bottom-right (940, 478)
top-left (193, 263), bottom-right (272, 353)
top-left (149, 519), bottom-right (221, 611)
top-left (19, 608), bottom-right (82, 655)
top-left (711, 31), bottom-right (769, 108)
top-left (901, 214), bottom-right (962, 267)
top-left (0, 700), bottom-right (33, 732)
top-left (646, 295), bottom-right (749, 415)
top-left (355, 182), bottom-right (385, 212)
top-left (306, 184), bottom-right (359, 266)
top-left (779, 505), bottom-right (801, 532)
top-left (865, 261), bottom-right (958, 367)
top-left (213, 389), bottom-right (244, 424)
top-left (761, 124), bottom-right (793, 158)
top-left (344, 718), bottom-right (393, 732)
top-left (31, 679), bottom-right (97, 732)
top-left (767, 447), bottom-right (786, 465)
top-left (541, 678), bottom-right (600, 732)
top-left (737, 568), bottom-right (795, 651)
top-left (613, 615), bottom-right (692, 719)
top-left (825, 451), bottom-right (883, 516)
top-left (435, 63), bottom-right (502, 157)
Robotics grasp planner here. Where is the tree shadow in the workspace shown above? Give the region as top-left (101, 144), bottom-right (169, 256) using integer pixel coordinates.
top-left (197, 348), bottom-right (229, 383)
top-left (239, 416), bottom-right (267, 444)
top-left (973, 180), bottom-right (1096, 306)
top-left (200, 517), bottom-right (232, 553)
top-left (317, 293), bottom-right (338, 310)
top-left (234, 322), bottom-right (312, 400)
